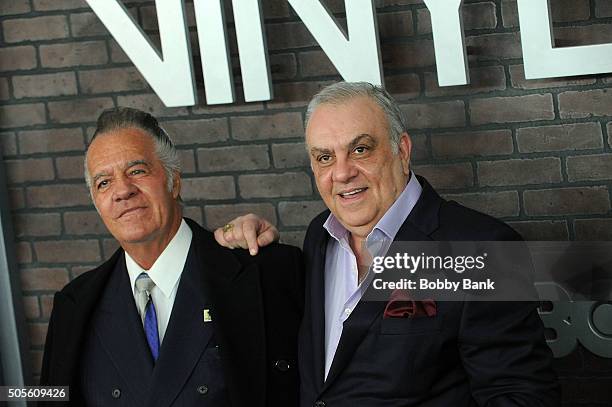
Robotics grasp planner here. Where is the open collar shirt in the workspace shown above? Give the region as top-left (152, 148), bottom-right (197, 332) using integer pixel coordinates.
top-left (322, 173), bottom-right (422, 379)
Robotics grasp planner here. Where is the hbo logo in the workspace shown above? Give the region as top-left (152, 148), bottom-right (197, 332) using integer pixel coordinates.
top-left (537, 282), bottom-right (612, 358)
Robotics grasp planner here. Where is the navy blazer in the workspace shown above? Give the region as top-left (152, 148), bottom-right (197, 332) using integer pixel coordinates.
top-left (41, 219), bottom-right (303, 407)
top-left (299, 176), bottom-right (560, 407)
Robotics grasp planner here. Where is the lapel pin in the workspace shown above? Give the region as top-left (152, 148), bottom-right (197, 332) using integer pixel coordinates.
top-left (203, 309), bottom-right (212, 322)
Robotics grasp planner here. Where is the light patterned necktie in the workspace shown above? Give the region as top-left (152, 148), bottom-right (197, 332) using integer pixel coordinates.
top-left (135, 273), bottom-right (160, 361)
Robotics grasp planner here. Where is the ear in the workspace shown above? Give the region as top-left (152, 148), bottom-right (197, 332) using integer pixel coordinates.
top-left (171, 172), bottom-right (181, 200)
top-left (398, 133), bottom-right (412, 176)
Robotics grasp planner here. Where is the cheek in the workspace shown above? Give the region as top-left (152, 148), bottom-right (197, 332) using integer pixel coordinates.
top-left (93, 195), bottom-right (110, 215)
top-left (314, 180), bottom-right (329, 202)
top-left (313, 168), bottom-right (332, 190)
top-left (143, 185), bottom-right (174, 216)
top-left (355, 163), bottom-right (382, 182)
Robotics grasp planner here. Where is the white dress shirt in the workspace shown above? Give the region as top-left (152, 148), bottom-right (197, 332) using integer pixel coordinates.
top-left (322, 173), bottom-right (422, 379)
top-left (125, 219), bottom-right (193, 344)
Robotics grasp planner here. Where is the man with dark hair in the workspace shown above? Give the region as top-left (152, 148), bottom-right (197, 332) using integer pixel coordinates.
top-left (40, 107), bottom-right (303, 407)
top-left (217, 82), bottom-right (560, 406)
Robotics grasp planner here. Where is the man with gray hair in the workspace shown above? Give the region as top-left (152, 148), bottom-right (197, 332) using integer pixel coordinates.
top-left (40, 107), bottom-right (303, 407)
top-left (217, 81), bottom-right (560, 406)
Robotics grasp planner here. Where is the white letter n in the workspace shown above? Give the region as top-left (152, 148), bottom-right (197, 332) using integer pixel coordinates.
top-left (85, 0), bottom-right (196, 107)
top-left (288, 0), bottom-right (383, 86)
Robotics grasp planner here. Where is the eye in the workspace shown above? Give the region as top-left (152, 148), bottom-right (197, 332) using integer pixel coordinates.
top-left (130, 169), bottom-right (145, 175)
top-left (96, 180), bottom-right (109, 190)
top-left (353, 145), bottom-right (368, 154)
top-left (317, 154), bottom-right (332, 164)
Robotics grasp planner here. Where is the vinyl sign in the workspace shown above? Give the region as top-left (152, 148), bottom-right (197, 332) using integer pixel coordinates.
top-left (85, 0), bottom-right (612, 107)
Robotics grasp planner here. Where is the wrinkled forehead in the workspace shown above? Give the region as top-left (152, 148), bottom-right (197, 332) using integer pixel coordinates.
top-left (86, 128), bottom-right (157, 172)
top-left (305, 97), bottom-right (389, 149)
top-left (88, 126), bottom-right (157, 153)
top-left (88, 125), bottom-right (155, 151)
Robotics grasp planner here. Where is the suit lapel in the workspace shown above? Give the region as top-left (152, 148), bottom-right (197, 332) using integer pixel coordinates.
top-left (188, 219), bottom-right (267, 407)
top-left (320, 175), bottom-right (443, 390)
top-left (310, 234), bottom-right (328, 390)
top-left (402, 175), bottom-right (442, 238)
top-left (147, 239), bottom-right (214, 407)
top-left (322, 299), bottom-right (386, 391)
top-left (48, 250), bottom-right (121, 390)
top-left (94, 255), bottom-right (154, 401)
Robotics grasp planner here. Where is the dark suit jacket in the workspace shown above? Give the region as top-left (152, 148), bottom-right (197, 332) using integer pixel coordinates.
top-left (299, 176), bottom-right (560, 407)
top-left (40, 218), bottom-right (303, 407)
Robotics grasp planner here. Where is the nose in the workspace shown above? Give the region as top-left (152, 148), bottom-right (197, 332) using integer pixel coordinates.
top-left (112, 176), bottom-right (137, 201)
top-left (332, 156), bottom-right (358, 183)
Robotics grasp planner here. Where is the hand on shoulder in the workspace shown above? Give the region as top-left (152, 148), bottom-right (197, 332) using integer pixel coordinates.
top-left (214, 213), bottom-right (280, 255)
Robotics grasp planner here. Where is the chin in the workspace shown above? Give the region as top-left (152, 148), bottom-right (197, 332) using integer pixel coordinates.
top-left (114, 227), bottom-right (155, 244)
top-left (337, 213), bottom-right (375, 231)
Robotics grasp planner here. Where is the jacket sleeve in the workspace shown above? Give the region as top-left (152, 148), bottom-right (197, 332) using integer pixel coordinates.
top-left (450, 210), bottom-right (560, 406)
top-left (290, 245), bottom-right (305, 318)
top-left (459, 300), bottom-right (560, 406)
top-left (40, 293), bottom-right (60, 385)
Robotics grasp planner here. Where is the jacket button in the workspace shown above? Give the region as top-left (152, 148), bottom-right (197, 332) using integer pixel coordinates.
top-left (111, 388), bottom-right (121, 399)
top-left (197, 385), bottom-right (209, 395)
top-left (274, 359), bottom-right (291, 372)
top-left (314, 401), bottom-right (326, 407)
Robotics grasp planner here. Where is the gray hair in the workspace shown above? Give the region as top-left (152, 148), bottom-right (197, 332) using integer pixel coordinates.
top-left (304, 81), bottom-right (408, 153)
top-left (84, 107), bottom-right (181, 194)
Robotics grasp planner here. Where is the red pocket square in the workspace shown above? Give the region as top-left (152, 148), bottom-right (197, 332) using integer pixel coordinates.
top-left (383, 289), bottom-right (436, 318)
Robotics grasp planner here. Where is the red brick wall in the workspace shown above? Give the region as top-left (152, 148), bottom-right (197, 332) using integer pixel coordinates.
top-left (1, 0), bottom-right (611, 402)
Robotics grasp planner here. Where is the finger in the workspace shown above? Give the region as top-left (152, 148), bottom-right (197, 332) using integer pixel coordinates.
top-left (243, 221), bottom-right (259, 256)
top-left (228, 226), bottom-right (248, 250)
top-left (214, 228), bottom-right (230, 247)
top-left (257, 228), bottom-right (280, 247)
top-left (220, 216), bottom-right (243, 241)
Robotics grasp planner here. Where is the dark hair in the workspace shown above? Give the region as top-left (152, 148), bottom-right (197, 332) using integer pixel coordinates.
top-left (93, 107), bottom-right (166, 141)
top-left (84, 107), bottom-right (181, 192)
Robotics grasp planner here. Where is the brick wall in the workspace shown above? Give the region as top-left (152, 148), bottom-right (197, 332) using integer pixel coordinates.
top-left (1, 0), bottom-right (611, 403)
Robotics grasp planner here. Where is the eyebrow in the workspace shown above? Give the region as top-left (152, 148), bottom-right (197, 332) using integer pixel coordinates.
top-left (348, 134), bottom-right (377, 150)
top-left (92, 171), bottom-right (108, 184)
top-left (309, 133), bottom-right (377, 156)
top-left (91, 159), bottom-right (150, 184)
top-left (127, 159), bottom-right (149, 168)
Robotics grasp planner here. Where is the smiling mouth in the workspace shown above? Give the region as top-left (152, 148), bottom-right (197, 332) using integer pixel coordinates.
top-left (338, 187), bottom-right (368, 198)
top-left (118, 207), bottom-right (146, 218)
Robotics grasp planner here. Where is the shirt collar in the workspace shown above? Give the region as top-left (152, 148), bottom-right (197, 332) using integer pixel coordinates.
top-left (126, 218), bottom-right (193, 299)
top-left (323, 171), bottom-right (422, 244)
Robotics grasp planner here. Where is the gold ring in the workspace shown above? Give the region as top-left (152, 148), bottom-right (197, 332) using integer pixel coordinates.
top-left (222, 223), bottom-right (234, 233)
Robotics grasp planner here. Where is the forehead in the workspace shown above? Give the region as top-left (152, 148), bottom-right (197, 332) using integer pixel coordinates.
top-left (305, 96), bottom-right (388, 148)
top-left (87, 127), bottom-right (157, 171)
